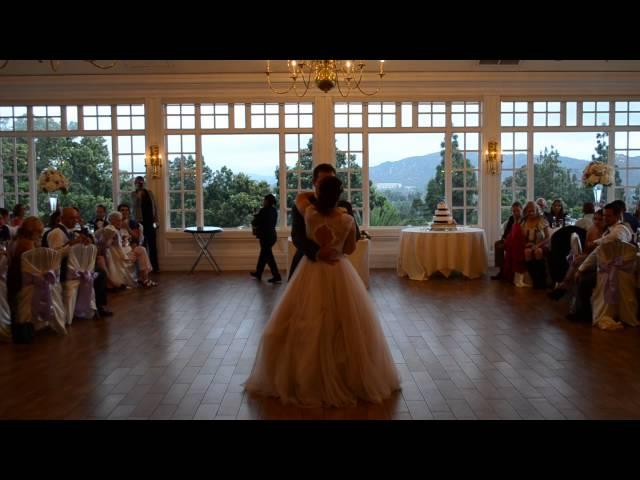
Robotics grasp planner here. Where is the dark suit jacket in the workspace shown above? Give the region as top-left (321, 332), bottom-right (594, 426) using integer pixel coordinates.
top-left (289, 195), bottom-right (320, 278)
top-left (623, 211), bottom-right (640, 232)
top-left (253, 206), bottom-right (277, 242)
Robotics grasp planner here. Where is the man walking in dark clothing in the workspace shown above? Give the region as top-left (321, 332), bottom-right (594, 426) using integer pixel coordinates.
top-left (131, 176), bottom-right (160, 272)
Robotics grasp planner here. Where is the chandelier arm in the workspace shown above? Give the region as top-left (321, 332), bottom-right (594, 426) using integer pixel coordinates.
top-left (86, 60), bottom-right (117, 69)
top-left (334, 75), bottom-right (353, 98)
top-left (353, 71), bottom-right (385, 97)
top-left (266, 72), bottom-right (298, 94)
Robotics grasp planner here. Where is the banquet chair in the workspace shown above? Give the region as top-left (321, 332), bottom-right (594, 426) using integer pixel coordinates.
top-left (591, 240), bottom-right (639, 329)
top-left (18, 247), bottom-right (66, 335)
top-left (63, 243), bottom-right (98, 324)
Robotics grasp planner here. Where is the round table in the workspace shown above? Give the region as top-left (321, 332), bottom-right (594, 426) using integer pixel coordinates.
top-left (184, 226), bottom-right (223, 273)
top-left (397, 227), bottom-right (488, 280)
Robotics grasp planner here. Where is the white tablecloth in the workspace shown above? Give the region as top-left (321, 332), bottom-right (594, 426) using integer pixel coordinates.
top-left (287, 238), bottom-right (370, 288)
top-left (397, 227), bottom-right (488, 280)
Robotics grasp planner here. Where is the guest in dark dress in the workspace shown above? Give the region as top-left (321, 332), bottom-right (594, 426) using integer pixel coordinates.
top-left (250, 194), bottom-right (281, 283)
top-left (7, 217), bottom-right (44, 343)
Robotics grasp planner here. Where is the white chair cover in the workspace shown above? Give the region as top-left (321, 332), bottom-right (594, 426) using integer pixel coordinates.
top-left (0, 254), bottom-right (11, 342)
top-left (18, 247), bottom-right (66, 335)
top-left (570, 233), bottom-right (583, 256)
top-left (592, 240), bottom-right (639, 329)
top-left (63, 244), bottom-right (98, 324)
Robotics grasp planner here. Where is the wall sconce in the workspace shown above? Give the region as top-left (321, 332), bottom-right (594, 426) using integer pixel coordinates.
top-left (147, 145), bottom-right (161, 179)
top-left (485, 141), bottom-right (502, 175)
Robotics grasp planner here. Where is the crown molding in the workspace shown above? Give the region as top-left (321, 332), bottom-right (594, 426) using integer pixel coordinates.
top-left (1, 71), bottom-right (640, 102)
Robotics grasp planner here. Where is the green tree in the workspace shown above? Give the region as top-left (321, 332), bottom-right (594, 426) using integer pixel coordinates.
top-left (423, 134), bottom-right (478, 224)
top-left (34, 134), bottom-right (113, 223)
top-left (202, 165), bottom-right (271, 227)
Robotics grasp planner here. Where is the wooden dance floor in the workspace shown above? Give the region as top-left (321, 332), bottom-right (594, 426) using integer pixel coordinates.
top-left (1, 270), bottom-right (639, 420)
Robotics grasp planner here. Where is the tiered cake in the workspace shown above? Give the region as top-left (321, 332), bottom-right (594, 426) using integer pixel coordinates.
top-left (430, 201), bottom-right (457, 230)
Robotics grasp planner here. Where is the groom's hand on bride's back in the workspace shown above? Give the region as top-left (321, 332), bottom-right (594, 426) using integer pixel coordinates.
top-left (316, 245), bottom-right (339, 264)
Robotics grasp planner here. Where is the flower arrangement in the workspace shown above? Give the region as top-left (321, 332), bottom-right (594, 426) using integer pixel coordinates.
top-left (38, 168), bottom-right (69, 194)
top-left (582, 161), bottom-right (613, 187)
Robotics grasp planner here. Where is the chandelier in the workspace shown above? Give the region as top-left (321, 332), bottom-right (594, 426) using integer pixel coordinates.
top-left (0, 60), bottom-right (117, 72)
top-left (266, 60), bottom-right (385, 97)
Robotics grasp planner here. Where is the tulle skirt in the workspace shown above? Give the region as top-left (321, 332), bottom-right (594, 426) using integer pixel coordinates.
top-left (245, 256), bottom-right (400, 408)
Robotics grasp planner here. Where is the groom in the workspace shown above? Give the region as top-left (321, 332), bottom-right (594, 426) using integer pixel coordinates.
top-left (288, 163), bottom-right (339, 279)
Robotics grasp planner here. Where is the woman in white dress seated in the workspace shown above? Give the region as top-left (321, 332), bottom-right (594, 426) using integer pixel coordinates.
top-left (245, 176), bottom-right (400, 408)
top-left (102, 212), bottom-right (137, 289)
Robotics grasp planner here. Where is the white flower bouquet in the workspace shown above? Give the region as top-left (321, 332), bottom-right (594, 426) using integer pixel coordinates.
top-left (38, 168), bottom-right (69, 194)
top-left (582, 161), bottom-right (613, 187)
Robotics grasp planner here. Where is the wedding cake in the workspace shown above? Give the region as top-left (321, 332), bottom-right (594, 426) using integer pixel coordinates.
top-left (430, 201), bottom-right (457, 230)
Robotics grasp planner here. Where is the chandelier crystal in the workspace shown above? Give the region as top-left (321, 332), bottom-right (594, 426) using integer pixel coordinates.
top-left (266, 60), bottom-right (385, 97)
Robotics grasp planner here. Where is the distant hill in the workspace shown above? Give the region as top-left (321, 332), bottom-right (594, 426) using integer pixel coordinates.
top-left (370, 152), bottom-right (640, 191)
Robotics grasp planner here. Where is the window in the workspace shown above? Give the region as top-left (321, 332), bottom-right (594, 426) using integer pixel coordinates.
top-left (163, 102), bottom-right (313, 230)
top-left (336, 100), bottom-right (482, 227)
top-left (0, 103), bottom-right (144, 222)
top-left (118, 135), bottom-right (146, 205)
top-left (167, 134), bottom-right (197, 230)
top-left (500, 131), bottom-right (528, 222)
top-left (335, 133), bottom-right (363, 225)
top-left (0, 137), bottom-right (30, 212)
top-left (500, 99), bottom-right (640, 220)
top-left (0, 106), bottom-right (28, 131)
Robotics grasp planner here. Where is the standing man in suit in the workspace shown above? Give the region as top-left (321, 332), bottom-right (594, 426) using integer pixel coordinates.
top-left (288, 163), bottom-right (338, 280)
top-left (131, 176), bottom-right (159, 272)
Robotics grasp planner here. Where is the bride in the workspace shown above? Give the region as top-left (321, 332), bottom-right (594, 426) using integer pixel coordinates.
top-left (245, 175), bottom-right (400, 408)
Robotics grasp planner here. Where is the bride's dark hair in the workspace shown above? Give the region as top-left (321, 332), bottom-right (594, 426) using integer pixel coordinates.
top-left (315, 176), bottom-right (343, 215)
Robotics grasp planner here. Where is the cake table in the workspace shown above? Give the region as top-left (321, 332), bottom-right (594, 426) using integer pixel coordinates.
top-left (397, 226), bottom-right (488, 280)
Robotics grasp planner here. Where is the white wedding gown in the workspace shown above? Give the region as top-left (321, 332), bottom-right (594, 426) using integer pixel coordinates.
top-left (245, 205), bottom-right (400, 408)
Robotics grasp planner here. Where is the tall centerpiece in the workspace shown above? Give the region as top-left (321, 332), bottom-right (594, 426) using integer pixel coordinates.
top-left (582, 160), bottom-right (613, 205)
top-left (38, 168), bottom-right (69, 212)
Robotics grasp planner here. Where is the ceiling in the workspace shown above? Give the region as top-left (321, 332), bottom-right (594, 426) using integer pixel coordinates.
top-left (2, 60), bottom-right (640, 76)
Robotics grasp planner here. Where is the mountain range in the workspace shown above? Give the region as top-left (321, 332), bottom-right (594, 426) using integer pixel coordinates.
top-left (368, 152), bottom-right (640, 191)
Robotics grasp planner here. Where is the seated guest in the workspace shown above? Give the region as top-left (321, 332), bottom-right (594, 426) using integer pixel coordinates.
top-left (536, 197), bottom-right (554, 227)
top-left (611, 199), bottom-right (639, 233)
top-left (634, 203), bottom-right (640, 222)
top-left (92, 229), bottom-right (115, 317)
top-left (118, 203), bottom-right (144, 246)
top-left (11, 204), bottom-right (26, 228)
top-left (41, 210), bottom-right (62, 248)
top-left (44, 208), bottom-right (94, 321)
top-left (7, 216), bottom-right (44, 343)
top-left (104, 212), bottom-right (149, 288)
top-left (337, 199), bottom-right (361, 240)
top-left (574, 202), bottom-right (595, 230)
top-left (0, 208), bottom-right (11, 243)
top-left (522, 200), bottom-right (551, 289)
top-left (492, 201), bottom-right (523, 280)
top-left (549, 209), bottom-right (604, 300)
top-left (89, 204), bottom-right (109, 231)
top-left (549, 199), bottom-right (568, 228)
top-left (572, 202), bottom-right (633, 321)
top-left (127, 236), bottom-right (156, 287)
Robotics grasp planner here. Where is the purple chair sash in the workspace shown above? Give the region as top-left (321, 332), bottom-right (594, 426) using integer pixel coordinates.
top-left (67, 270), bottom-right (98, 315)
top-left (22, 270), bottom-right (58, 322)
top-left (598, 255), bottom-right (636, 304)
